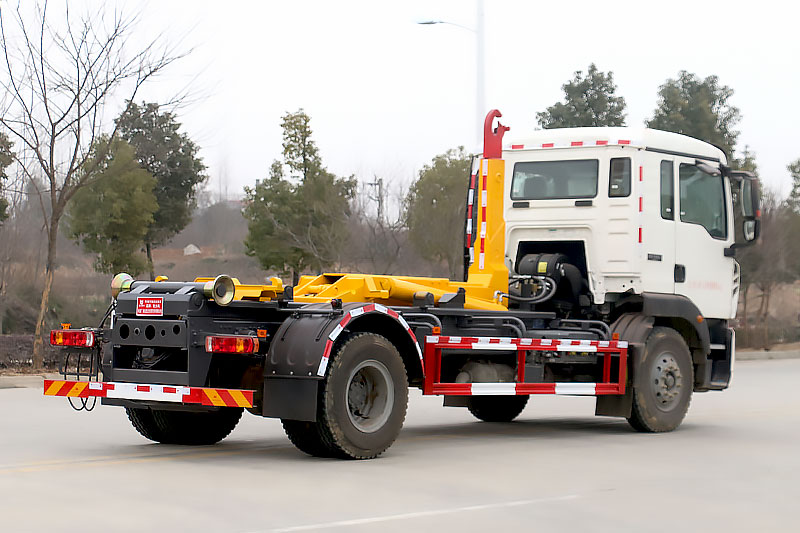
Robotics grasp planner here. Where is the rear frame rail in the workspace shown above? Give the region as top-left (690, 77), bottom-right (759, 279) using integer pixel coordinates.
top-left (422, 336), bottom-right (628, 396)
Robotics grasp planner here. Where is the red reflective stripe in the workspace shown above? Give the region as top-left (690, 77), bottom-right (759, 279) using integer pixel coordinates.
top-left (571, 141), bottom-right (583, 146)
top-left (596, 140), bottom-right (608, 146)
top-left (57, 381), bottom-right (74, 396)
top-left (163, 386), bottom-right (177, 394)
top-left (618, 140), bottom-right (631, 145)
top-left (386, 308), bottom-right (399, 319)
top-left (216, 388), bottom-right (237, 407)
top-left (639, 197), bottom-right (643, 212)
top-left (136, 385), bottom-right (150, 392)
top-left (511, 144), bottom-right (524, 149)
top-left (322, 339), bottom-right (334, 358)
top-left (639, 166), bottom-right (643, 181)
top-left (639, 228), bottom-right (643, 243)
top-left (339, 314), bottom-right (352, 327)
top-left (541, 143), bottom-right (554, 148)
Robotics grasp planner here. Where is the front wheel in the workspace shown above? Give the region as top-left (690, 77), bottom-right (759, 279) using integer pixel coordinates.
top-left (627, 327), bottom-right (693, 432)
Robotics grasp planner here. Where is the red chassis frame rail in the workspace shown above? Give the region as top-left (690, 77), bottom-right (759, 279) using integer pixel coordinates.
top-left (422, 336), bottom-right (628, 396)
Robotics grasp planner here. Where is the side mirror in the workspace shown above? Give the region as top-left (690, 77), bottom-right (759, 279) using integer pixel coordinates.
top-left (741, 178), bottom-right (760, 219)
top-left (743, 219), bottom-right (760, 242)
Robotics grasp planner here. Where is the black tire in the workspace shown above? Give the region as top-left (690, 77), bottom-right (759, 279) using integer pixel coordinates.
top-left (281, 420), bottom-right (335, 458)
top-left (467, 395), bottom-right (529, 422)
top-left (627, 327), bottom-right (693, 433)
top-left (284, 333), bottom-right (408, 459)
top-left (126, 406), bottom-right (243, 445)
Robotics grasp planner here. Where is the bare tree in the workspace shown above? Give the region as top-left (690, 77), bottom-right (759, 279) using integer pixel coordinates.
top-left (0, 1), bottom-right (184, 367)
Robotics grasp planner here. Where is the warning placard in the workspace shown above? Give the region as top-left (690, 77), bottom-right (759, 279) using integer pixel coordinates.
top-left (136, 297), bottom-right (163, 316)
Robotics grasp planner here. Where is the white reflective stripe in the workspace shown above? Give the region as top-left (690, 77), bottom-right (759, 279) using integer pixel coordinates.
top-left (709, 343), bottom-right (725, 350)
top-left (555, 383), bottom-right (596, 395)
top-left (556, 344), bottom-right (597, 352)
top-left (415, 343), bottom-right (423, 361)
top-left (88, 382), bottom-right (103, 390)
top-left (427, 336), bottom-right (440, 344)
top-left (468, 190), bottom-right (474, 205)
top-left (104, 383), bottom-right (186, 403)
top-left (540, 339), bottom-right (553, 345)
top-left (449, 337), bottom-right (461, 343)
top-left (317, 357), bottom-right (329, 377)
top-left (373, 303), bottom-right (388, 314)
top-left (469, 248), bottom-right (474, 262)
top-left (519, 338), bottom-right (533, 345)
top-left (466, 219), bottom-right (472, 233)
top-left (471, 383), bottom-right (517, 395)
top-left (598, 341), bottom-right (609, 347)
top-left (479, 253), bottom-right (485, 270)
top-left (329, 324), bottom-right (344, 341)
top-left (397, 315), bottom-right (410, 329)
top-left (480, 221), bottom-right (486, 237)
top-left (349, 307), bottom-right (365, 317)
top-left (617, 341), bottom-right (628, 348)
top-left (472, 343), bottom-right (517, 351)
top-left (481, 190), bottom-right (487, 207)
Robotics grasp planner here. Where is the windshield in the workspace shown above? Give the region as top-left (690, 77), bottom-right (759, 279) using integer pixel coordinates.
top-left (679, 163), bottom-right (727, 239)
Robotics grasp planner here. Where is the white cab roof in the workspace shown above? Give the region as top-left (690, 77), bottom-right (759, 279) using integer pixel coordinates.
top-left (503, 127), bottom-right (726, 164)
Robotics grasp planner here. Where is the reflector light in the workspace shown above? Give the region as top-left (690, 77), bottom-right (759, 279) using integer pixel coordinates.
top-left (50, 329), bottom-right (95, 348)
top-left (205, 335), bottom-right (258, 354)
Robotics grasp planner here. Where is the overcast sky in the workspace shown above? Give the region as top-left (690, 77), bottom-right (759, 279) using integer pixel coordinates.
top-left (32, 1), bottom-right (800, 202)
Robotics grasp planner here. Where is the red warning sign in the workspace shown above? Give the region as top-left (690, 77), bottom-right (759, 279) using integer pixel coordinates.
top-left (136, 297), bottom-right (163, 316)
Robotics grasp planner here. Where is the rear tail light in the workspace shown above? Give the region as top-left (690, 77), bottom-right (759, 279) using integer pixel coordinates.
top-left (50, 329), bottom-right (95, 348)
top-left (205, 335), bottom-right (258, 354)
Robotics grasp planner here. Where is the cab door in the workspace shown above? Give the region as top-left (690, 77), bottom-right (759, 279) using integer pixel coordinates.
top-left (673, 159), bottom-right (736, 319)
top-left (642, 158), bottom-right (677, 294)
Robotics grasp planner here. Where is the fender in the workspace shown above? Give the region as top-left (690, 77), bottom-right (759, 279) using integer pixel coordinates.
top-left (262, 302), bottom-right (423, 421)
top-left (641, 292), bottom-right (711, 355)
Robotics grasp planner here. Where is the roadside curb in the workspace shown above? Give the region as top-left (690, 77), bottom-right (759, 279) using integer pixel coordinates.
top-left (2, 351), bottom-right (799, 389)
top-left (0, 373), bottom-right (61, 390)
top-left (737, 350), bottom-right (800, 361)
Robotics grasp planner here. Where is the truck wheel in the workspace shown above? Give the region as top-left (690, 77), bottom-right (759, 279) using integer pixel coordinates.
top-left (627, 327), bottom-right (693, 433)
top-left (281, 420), bottom-right (334, 458)
top-left (317, 333), bottom-right (408, 459)
top-left (467, 395), bottom-right (529, 422)
top-left (126, 407), bottom-right (243, 445)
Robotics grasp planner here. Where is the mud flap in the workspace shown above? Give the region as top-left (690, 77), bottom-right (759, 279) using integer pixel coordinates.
top-left (595, 341), bottom-right (642, 418)
top-left (262, 377), bottom-right (319, 422)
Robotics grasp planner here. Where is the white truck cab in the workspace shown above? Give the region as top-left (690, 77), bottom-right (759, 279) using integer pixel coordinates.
top-left (501, 127), bottom-right (752, 321)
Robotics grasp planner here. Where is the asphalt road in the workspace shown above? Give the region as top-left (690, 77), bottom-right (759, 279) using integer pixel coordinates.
top-left (1, 359), bottom-right (797, 533)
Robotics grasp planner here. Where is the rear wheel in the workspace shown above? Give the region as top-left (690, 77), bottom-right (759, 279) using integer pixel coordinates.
top-left (284, 333), bottom-right (408, 459)
top-left (126, 406), bottom-right (243, 445)
top-left (281, 420), bottom-right (334, 458)
top-left (627, 327), bottom-right (693, 432)
top-left (467, 395), bottom-right (529, 422)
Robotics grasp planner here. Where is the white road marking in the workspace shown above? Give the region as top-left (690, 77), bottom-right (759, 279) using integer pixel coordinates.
top-left (260, 494), bottom-right (579, 532)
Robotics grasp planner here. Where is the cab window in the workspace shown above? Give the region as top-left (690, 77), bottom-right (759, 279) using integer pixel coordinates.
top-left (679, 163), bottom-right (727, 238)
top-left (511, 160), bottom-right (598, 200)
top-left (660, 160), bottom-right (674, 220)
top-left (608, 158), bottom-right (631, 197)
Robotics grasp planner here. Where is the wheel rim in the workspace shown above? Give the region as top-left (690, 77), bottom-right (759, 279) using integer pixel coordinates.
top-left (650, 352), bottom-right (683, 411)
top-left (346, 359), bottom-right (394, 433)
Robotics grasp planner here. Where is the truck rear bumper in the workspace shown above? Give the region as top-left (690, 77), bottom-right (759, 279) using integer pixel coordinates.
top-left (43, 379), bottom-right (254, 408)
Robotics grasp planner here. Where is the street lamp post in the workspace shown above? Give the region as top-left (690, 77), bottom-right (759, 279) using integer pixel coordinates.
top-left (418, 0), bottom-right (485, 149)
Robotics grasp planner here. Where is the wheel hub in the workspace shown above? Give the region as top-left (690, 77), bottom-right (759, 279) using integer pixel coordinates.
top-left (346, 359), bottom-right (394, 433)
top-left (651, 353), bottom-right (682, 410)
